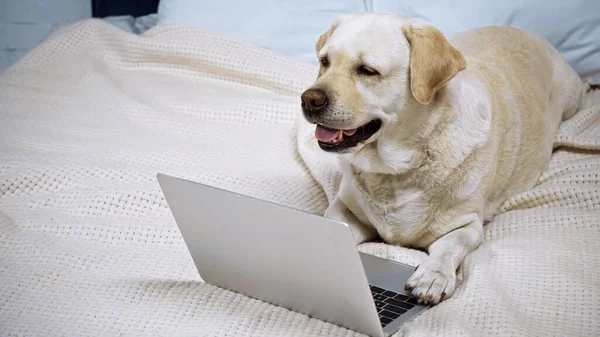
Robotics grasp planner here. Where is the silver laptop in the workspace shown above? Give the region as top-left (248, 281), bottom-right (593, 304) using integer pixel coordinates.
top-left (157, 173), bottom-right (427, 337)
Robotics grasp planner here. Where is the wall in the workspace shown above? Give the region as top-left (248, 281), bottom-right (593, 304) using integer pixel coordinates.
top-left (0, 0), bottom-right (91, 71)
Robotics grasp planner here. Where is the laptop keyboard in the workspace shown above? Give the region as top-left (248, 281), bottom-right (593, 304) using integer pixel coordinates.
top-left (369, 285), bottom-right (418, 327)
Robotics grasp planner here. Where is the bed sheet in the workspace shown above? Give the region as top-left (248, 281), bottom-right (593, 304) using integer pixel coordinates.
top-left (103, 14), bottom-right (159, 34)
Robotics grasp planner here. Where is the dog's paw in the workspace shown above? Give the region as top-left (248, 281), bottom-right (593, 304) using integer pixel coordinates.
top-left (404, 259), bottom-right (457, 305)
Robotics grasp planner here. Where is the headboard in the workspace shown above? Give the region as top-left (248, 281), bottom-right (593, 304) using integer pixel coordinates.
top-left (92, 0), bottom-right (160, 18)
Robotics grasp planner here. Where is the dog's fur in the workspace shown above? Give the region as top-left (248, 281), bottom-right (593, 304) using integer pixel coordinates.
top-left (301, 13), bottom-right (584, 304)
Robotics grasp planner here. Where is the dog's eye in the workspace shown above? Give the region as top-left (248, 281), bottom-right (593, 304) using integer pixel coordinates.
top-left (320, 56), bottom-right (329, 67)
top-left (358, 65), bottom-right (380, 76)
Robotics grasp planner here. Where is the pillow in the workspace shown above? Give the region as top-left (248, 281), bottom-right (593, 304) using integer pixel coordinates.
top-left (369, 0), bottom-right (600, 83)
top-left (157, 0), bottom-right (600, 83)
top-left (156, 0), bottom-right (368, 65)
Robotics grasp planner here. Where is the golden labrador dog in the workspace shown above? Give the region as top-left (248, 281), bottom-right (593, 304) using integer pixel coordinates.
top-left (299, 13), bottom-right (584, 305)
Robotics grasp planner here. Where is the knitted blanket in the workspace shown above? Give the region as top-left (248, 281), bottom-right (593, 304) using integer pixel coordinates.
top-left (0, 19), bottom-right (598, 337)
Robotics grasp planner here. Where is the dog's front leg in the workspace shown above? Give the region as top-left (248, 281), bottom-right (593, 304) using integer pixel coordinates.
top-left (324, 197), bottom-right (377, 245)
top-left (404, 214), bottom-right (483, 305)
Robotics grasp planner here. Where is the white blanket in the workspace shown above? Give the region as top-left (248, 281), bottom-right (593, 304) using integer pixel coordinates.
top-left (0, 19), bottom-right (598, 337)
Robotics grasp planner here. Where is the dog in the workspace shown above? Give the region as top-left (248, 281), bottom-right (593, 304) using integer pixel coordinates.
top-left (299, 13), bottom-right (584, 305)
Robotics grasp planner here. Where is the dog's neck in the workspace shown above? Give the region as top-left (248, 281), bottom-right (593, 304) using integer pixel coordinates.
top-left (345, 75), bottom-right (492, 176)
top-left (344, 101), bottom-right (436, 175)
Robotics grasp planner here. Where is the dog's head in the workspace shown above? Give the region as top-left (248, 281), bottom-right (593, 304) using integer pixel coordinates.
top-left (301, 14), bottom-right (466, 153)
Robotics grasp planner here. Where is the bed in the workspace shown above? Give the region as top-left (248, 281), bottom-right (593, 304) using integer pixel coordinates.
top-left (1, 1), bottom-right (599, 336)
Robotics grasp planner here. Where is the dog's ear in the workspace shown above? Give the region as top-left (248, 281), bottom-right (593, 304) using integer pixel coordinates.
top-left (402, 24), bottom-right (466, 105)
top-left (315, 14), bottom-right (355, 53)
top-left (315, 24), bottom-right (337, 53)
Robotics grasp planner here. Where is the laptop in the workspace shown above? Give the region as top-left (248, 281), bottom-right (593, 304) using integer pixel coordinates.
top-left (157, 173), bottom-right (427, 337)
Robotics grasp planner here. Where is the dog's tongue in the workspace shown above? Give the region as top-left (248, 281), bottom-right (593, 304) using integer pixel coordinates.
top-left (315, 125), bottom-right (359, 142)
top-left (315, 125), bottom-right (342, 142)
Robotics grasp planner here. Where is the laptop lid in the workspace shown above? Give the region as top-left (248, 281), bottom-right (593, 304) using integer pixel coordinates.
top-left (157, 173), bottom-right (383, 337)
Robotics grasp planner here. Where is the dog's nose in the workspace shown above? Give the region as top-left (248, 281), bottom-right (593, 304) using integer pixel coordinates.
top-left (301, 89), bottom-right (328, 116)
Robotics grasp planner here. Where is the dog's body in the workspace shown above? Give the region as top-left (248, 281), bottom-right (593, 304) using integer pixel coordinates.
top-left (300, 14), bottom-right (584, 304)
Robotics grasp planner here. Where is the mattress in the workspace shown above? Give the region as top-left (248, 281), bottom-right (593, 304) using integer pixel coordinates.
top-left (0, 19), bottom-right (598, 337)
